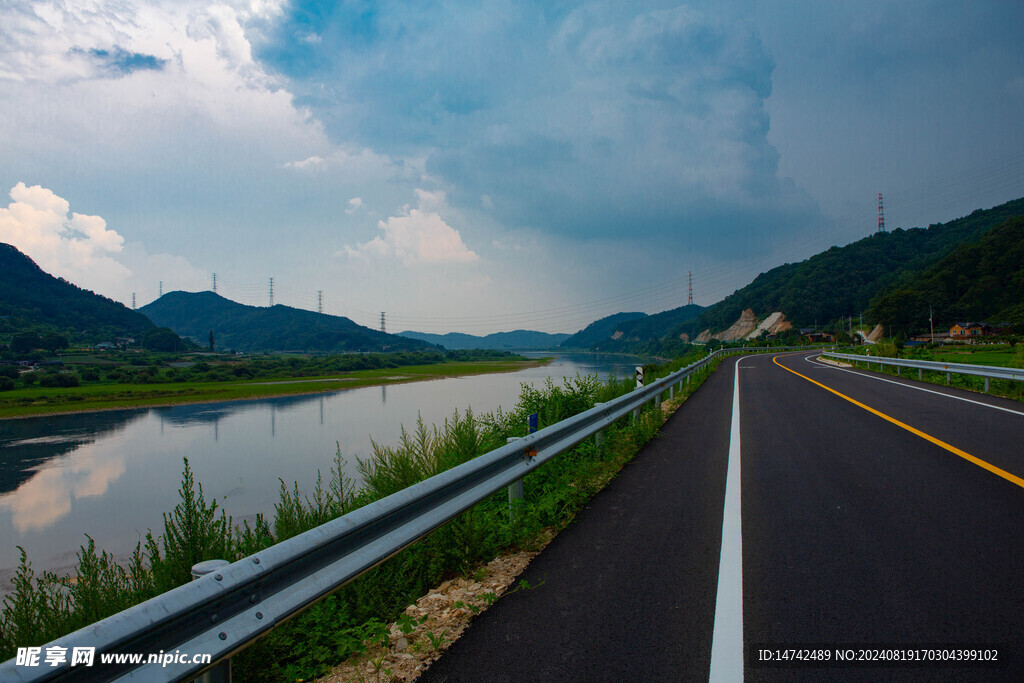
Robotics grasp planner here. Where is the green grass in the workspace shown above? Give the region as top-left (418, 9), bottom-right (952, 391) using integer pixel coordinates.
top-left (918, 345), bottom-right (1017, 367)
top-left (0, 359), bottom-right (546, 418)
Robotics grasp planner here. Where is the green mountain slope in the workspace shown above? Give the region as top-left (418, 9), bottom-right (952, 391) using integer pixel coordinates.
top-left (0, 243), bottom-right (154, 340)
top-left (593, 304), bottom-right (704, 352)
top-left (674, 197), bottom-right (1024, 339)
top-left (869, 215), bottom-right (1024, 335)
top-left (559, 312), bottom-right (647, 348)
top-left (141, 291), bottom-right (436, 353)
top-left (398, 330), bottom-right (570, 350)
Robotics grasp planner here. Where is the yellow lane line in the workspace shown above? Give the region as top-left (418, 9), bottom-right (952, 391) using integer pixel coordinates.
top-left (771, 354), bottom-right (1024, 490)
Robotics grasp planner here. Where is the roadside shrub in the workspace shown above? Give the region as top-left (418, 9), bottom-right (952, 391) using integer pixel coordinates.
top-left (39, 373), bottom-right (80, 388)
top-left (131, 367), bottom-right (157, 384)
top-left (79, 367), bottom-right (101, 382)
top-left (20, 372), bottom-right (39, 386)
top-left (0, 377), bottom-right (14, 391)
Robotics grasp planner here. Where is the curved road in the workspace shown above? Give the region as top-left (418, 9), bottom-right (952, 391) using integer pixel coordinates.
top-left (421, 352), bottom-right (1024, 681)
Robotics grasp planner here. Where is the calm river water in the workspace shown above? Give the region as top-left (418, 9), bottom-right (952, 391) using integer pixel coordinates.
top-left (0, 354), bottom-right (645, 578)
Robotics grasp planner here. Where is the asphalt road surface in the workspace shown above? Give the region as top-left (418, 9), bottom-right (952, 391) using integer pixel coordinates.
top-left (421, 352), bottom-right (1024, 681)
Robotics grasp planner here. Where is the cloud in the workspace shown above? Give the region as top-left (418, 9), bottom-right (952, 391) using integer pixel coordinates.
top-left (262, 2), bottom-right (820, 257)
top-left (341, 190), bottom-right (478, 266)
top-left (284, 155), bottom-right (326, 171)
top-left (346, 197), bottom-right (363, 214)
top-left (0, 182), bottom-right (207, 305)
top-left (0, 182), bottom-right (131, 294)
top-left (0, 1), bottom-right (325, 174)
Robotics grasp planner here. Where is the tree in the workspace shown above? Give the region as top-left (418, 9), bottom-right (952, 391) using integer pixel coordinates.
top-left (41, 332), bottom-right (69, 353)
top-left (11, 332), bottom-right (42, 354)
top-left (143, 327), bottom-right (183, 352)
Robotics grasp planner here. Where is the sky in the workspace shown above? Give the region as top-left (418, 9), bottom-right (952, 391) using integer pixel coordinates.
top-left (1, 0), bottom-right (1022, 335)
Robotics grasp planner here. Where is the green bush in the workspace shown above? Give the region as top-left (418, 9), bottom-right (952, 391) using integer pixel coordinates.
top-left (39, 373), bottom-right (80, 388)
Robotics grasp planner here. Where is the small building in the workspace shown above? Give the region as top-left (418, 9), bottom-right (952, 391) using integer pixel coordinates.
top-left (949, 322), bottom-right (993, 338)
top-left (94, 342), bottom-right (116, 350)
top-left (801, 331), bottom-right (834, 343)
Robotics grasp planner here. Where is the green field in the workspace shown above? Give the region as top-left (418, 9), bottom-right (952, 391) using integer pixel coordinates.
top-left (918, 345), bottom-right (1019, 367)
top-left (0, 358), bottom-right (548, 419)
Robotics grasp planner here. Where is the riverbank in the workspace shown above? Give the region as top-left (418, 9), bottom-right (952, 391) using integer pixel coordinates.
top-left (0, 358), bottom-right (551, 419)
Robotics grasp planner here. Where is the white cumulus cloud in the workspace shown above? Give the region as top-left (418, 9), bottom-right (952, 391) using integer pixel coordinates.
top-left (0, 182), bottom-right (131, 294)
top-left (341, 190), bottom-right (478, 266)
top-left (0, 182), bottom-right (207, 305)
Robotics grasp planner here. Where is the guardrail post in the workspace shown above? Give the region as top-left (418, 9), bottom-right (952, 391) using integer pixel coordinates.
top-left (985, 377), bottom-right (990, 393)
top-left (191, 560), bottom-right (232, 683)
top-left (669, 383), bottom-right (674, 401)
top-left (919, 368), bottom-right (922, 381)
top-left (594, 402), bottom-right (605, 454)
top-left (506, 436), bottom-right (524, 515)
top-left (506, 413), bottom-right (538, 519)
top-left (633, 366), bottom-right (643, 422)
top-left (946, 371), bottom-right (951, 385)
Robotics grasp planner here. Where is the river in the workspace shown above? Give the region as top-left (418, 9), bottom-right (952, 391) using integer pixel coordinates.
top-left (0, 353), bottom-right (647, 580)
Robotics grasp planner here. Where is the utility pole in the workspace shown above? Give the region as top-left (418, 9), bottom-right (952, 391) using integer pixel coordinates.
top-left (687, 271), bottom-right (693, 306)
top-left (318, 290), bottom-right (323, 314)
top-left (929, 305), bottom-right (934, 342)
top-left (132, 293), bottom-right (135, 309)
top-left (212, 273), bottom-right (217, 293)
top-left (877, 193), bottom-right (886, 233)
top-left (269, 278), bottom-right (274, 307)
top-left (159, 281), bottom-right (163, 297)
top-left (380, 312), bottom-right (386, 334)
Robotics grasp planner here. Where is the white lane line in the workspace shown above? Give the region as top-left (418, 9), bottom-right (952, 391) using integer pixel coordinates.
top-left (806, 354), bottom-right (1024, 419)
top-left (709, 357), bottom-right (744, 682)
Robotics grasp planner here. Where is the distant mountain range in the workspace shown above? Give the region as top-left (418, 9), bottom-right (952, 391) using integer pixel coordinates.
top-left (141, 291), bottom-right (435, 353)
top-left (0, 243), bottom-right (154, 340)
top-left (398, 329), bottom-right (571, 350)
top-left (5, 194), bottom-right (1022, 356)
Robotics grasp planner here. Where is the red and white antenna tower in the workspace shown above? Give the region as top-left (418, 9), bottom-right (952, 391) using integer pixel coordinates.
top-left (687, 271), bottom-right (693, 305)
top-left (877, 193), bottom-right (886, 233)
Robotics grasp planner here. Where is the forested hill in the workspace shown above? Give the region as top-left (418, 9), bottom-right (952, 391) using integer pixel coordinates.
top-left (588, 304), bottom-right (704, 352)
top-left (673, 197), bottom-right (1024, 339)
top-left (559, 312), bottom-right (647, 348)
top-left (0, 243), bottom-right (155, 340)
top-left (869, 215), bottom-right (1024, 335)
top-left (141, 291), bottom-right (436, 353)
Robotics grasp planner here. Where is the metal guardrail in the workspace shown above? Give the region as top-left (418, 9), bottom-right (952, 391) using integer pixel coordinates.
top-left (2, 345), bottom-right (809, 682)
top-left (821, 350), bottom-right (1024, 391)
